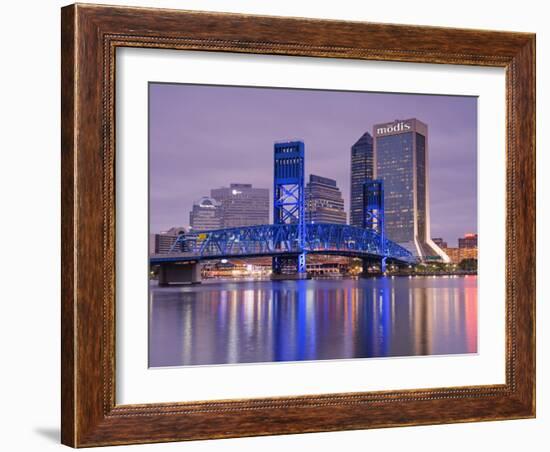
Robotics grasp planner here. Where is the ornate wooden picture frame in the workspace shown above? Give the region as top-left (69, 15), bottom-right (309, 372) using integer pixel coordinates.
top-left (61, 3), bottom-right (535, 447)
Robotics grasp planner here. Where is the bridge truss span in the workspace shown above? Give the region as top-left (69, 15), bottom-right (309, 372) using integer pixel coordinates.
top-left (151, 223), bottom-right (415, 265)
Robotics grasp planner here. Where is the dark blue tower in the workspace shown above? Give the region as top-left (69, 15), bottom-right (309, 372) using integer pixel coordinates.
top-left (273, 141), bottom-right (306, 275)
top-left (363, 179), bottom-right (384, 235)
top-left (363, 179), bottom-right (387, 272)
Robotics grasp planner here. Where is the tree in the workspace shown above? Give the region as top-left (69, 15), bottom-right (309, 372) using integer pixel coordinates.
top-left (459, 258), bottom-right (477, 272)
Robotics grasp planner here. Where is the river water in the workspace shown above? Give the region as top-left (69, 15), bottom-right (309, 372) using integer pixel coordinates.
top-left (149, 276), bottom-right (477, 367)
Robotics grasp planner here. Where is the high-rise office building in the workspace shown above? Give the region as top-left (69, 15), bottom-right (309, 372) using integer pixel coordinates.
top-left (305, 174), bottom-right (347, 224)
top-left (373, 118), bottom-right (448, 262)
top-left (350, 132), bottom-right (374, 228)
top-left (151, 226), bottom-right (186, 254)
top-left (189, 197), bottom-right (222, 231)
top-left (458, 233), bottom-right (478, 249)
top-left (211, 183), bottom-right (269, 228)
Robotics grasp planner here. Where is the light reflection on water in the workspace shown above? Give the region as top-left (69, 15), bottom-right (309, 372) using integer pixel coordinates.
top-left (148, 276), bottom-right (477, 367)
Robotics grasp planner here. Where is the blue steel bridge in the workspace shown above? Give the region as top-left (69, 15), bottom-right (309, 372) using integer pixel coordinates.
top-left (150, 222), bottom-right (414, 263)
top-left (151, 140), bottom-right (414, 285)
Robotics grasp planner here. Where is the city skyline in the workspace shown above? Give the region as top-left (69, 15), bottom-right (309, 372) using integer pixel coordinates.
top-left (149, 83), bottom-right (477, 240)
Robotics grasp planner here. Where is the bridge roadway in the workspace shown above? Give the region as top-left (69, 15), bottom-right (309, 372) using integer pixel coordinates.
top-left (150, 223), bottom-right (415, 266)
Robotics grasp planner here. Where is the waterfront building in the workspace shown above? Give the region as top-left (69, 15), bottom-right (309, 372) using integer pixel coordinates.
top-left (373, 118), bottom-right (448, 262)
top-left (305, 174), bottom-right (347, 224)
top-left (151, 226), bottom-right (186, 254)
top-left (350, 132), bottom-right (374, 228)
top-left (211, 183), bottom-right (269, 228)
top-left (189, 196), bottom-right (222, 231)
top-left (306, 254), bottom-right (351, 276)
top-left (443, 247), bottom-right (478, 264)
top-left (432, 237), bottom-right (448, 249)
top-left (458, 233), bottom-right (478, 249)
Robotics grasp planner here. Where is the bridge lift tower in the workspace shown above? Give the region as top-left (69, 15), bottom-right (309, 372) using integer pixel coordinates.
top-left (273, 141), bottom-right (306, 276)
top-left (363, 179), bottom-right (387, 273)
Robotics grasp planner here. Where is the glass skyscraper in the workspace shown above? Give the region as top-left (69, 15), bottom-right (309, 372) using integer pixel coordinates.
top-left (373, 119), bottom-right (448, 262)
top-left (350, 132), bottom-right (374, 228)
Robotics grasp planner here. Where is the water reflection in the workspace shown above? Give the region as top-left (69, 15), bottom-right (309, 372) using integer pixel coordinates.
top-left (149, 276), bottom-right (477, 367)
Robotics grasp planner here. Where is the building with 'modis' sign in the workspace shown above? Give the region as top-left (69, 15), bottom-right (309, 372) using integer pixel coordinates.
top-left (373, 118), bottom-right (449, 262)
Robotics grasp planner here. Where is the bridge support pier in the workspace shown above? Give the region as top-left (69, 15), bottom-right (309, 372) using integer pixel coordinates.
top-left (361, 257), bottom-right (387, 277)
top-left (158, 262), bottom-right (201, 286)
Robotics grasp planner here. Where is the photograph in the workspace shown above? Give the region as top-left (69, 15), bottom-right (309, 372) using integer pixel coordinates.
top-left (148, 83), bottom-right (479, 367)
top-left (52, 1), bottom-right (537, 448)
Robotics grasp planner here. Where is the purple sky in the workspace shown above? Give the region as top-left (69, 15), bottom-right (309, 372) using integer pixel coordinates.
top-left (149, 83), bottom-right (477, 247)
